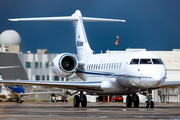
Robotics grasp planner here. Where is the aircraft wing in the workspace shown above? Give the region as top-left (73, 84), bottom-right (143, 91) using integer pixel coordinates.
top-left (0, 80), bottom-right (102, 93)
top-left (156, 81), bottom-right (180, 89)
top-left (0, 66), bottom-right (20, 69)
top-left (22, 91), bottom-right (60, 96)
top-left (0, 94), bottom-right (7, 99)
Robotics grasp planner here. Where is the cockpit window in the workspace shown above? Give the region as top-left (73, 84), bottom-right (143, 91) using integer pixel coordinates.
top-left (130, 59), bottom-right (139, 64)
top-left (130, 58), bottom-right (164, 65)
top-left (140, 59), bottom-right (152, 64)
top-left (152, 59), bottom-right (163, 64)
top-left (14, 85), bottom-right (19, 88)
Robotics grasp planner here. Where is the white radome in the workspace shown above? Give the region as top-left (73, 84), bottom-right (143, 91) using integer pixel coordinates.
top-left (0, 30), bottom-right (21, 46)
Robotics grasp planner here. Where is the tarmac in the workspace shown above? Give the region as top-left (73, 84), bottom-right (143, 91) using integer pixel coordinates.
top-left (0, 102), bottom-right (180, 120)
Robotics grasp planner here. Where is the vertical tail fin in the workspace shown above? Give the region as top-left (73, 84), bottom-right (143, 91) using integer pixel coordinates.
top-left (0, 73), bottom-right (2, 80)
top-left (71, 10), bottom-right (93, 61)
top-left (8, 10), bottom-right (125, 61)
top-left (0, 73), bottom-right (5, 92)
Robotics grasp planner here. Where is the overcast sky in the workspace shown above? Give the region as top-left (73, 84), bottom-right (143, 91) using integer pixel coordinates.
top-left (0, 0), bottom-right (180, 54)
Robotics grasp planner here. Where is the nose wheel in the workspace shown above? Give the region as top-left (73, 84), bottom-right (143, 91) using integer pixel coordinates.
top-left (145, 88), bottom-right (154, 108)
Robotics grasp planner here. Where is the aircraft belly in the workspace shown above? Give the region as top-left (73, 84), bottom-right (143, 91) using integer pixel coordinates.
top-left (88, 88), bottom-right (138, 95)
top-left (117, 76), bottom-right (161, 89)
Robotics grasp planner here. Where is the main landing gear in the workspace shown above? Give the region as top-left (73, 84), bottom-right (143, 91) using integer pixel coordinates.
top-left (126, 94), bottom-right (139, 108)
top-left (145, 88), bottom-right (154, 108)
top-left (17, 98), bottom-right (22, 103)
top-left (126, 90), bottom-right (155, 108)
top-left (74, 91), bottom-right (87, 107)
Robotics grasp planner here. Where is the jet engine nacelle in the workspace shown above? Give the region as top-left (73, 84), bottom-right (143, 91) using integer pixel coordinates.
top-left (51, 53), bottom-right (78, 77)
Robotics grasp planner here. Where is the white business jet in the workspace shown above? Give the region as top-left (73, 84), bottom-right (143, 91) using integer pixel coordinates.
top-left (1, 10), bottom-right (179, 108)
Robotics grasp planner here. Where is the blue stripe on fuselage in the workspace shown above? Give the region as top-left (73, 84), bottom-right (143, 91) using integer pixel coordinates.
top-left (76, 70), bottom-right (119, 76)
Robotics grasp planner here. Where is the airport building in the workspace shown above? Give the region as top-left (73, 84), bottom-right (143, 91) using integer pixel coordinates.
top-left (0, 29), bottom-right (180, 103)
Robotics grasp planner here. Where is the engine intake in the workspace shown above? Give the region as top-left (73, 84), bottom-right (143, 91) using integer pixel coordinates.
top-left (60, 55), bottom-right (77, 72)
top-left (51, 53), bottom-right (78, 77)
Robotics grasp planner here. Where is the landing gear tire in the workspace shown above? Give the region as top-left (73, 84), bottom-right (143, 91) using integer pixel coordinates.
top-left (145, 88), bottom-right (154, 108)
top-left (74, 95), bottom-right (80, 107)
top-left (81, 95), bottom-right (87, 107)
top-left (126, 95), bottom-right (132, 107)
top-left (17, 99), bottom-right (22, 103)
top-left (133, 94), bottom-right (139, 107)
top-left (149, 101), bottom-right (154, 108)
top-left (145, 101), bottom-right (149, 108)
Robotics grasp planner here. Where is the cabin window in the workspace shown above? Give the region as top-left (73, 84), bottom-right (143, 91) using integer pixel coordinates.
top-left (101, 64), bottom-right (103, 69)
top-left (116, 63), bottom-right (119, 69)
top-left (109, 63), bottom-right (111, 69)
top-left (111, 63), bottom-right (114, 69)
top-left (119, 63), bottom-right (122, 69)
top-left (140, 59), bottom-right (152, 64)
top-left (98, 64), bottom-right (101, 69)
top-left (152, 59), bottom-right (163, 64)
top-left (130, 59), bottom-right (139, 64)
top-left (114, 63), bottom-right (116, 69)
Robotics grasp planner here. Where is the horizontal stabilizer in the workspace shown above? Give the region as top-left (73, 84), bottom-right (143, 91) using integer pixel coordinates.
top-left (9, 17), bottom-right (125, 22)
top-left (83, 17), bottom-right (125, 22)
top-left (8, 16), bottom-right (78, 22)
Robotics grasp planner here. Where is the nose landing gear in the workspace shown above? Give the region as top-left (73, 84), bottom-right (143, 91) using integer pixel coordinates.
top-left (145, 88), bottom-right (154, 108)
